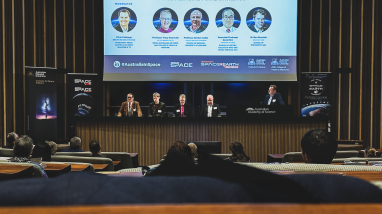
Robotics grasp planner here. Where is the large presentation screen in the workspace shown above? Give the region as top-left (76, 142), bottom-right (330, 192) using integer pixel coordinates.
top-left (103, 0), bottom-right (298, 81)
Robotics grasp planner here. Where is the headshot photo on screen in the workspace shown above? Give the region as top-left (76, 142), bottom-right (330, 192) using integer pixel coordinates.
top-left (216, 8), bottom-right (241, 33)
top-left (247, 7), bottom-right (272, 33)
top-left (153, 8), bottom-right (178, 33)
top-left (111, 7), bottom-right (137, 33)
top-left (184, 8), bottom-right (209, 34)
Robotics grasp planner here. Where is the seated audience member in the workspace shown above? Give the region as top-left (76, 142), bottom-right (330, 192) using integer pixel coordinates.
top-left (364, 147), bottom-right (377, 158)
top-left (31, 141), bottom-right (52, 161)
top-left (10, 135), bottom-right (48, 178)
top-left (300, 129), bottom-right (338, 164)
top-left (148, 92), bottom-right (167, 117)
top-left (3, 132), bottom-right (18, 149)
top-left (89, 140), bottom-right (102, 157)
top-left (226, 141), bottom-right (250, 162)
top-left (174, 94), bottom-right (193, 117)
top-left (188, 143), bottom-right (198, 159)
top-left (62, 136), bottom-right (84, 152)
top-left (167, 141), bottom-right (193, 161)
top-left (46, 141), bottom-right (57, 155)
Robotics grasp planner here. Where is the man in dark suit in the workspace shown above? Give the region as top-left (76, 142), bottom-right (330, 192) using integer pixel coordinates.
top-left (114, 9), bottom-right (132, 33)
top-left (174, 94), bottom-right (193, 117)
top-left (201, 95), bottom-right (221, 117)
top-left (117, 93), bottom-right (142, 117)
top-left (262, 85), bottom-right (285, 105)
top-left (148, 92), bottom-right (167, 117)
top-left (249, 8), bottom-right (268, 33)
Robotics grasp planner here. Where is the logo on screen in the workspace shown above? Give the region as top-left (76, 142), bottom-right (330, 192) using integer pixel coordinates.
top-left (201, 61), bottom-right (239, 69)
top-left (248, 59), bottom-right (256, 65)
top-left (279, 59), bottom-right (289, 65)
top-left (75, 87), bottom-right (92, 93)
top-left (171, 62), bottom-right (193, 68)
top-left (75, 79), bottom-right (92, 85)
top-left (113, 61), bottom-right (121, 68)
top-left (271, 58), bottom-right (279, 65)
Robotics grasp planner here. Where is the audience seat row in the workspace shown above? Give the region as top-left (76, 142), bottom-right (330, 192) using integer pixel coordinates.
top-left (282, 151), bottom-right (360, 163)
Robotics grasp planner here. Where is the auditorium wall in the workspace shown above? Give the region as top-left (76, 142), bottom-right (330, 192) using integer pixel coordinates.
top-left (0, 0), bottom-right (381, 162)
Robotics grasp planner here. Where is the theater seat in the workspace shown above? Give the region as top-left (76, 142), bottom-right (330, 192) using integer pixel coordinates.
top-left (0, 162), bottom-right (45, 178)
top-left (51, 156), bottom-right (114, 171)
top-left (55, 152), bottom-right (133, 170)
top-left (331, 157), bottom-right (382, 163)
top-left (0, 148), bottom-right (14, 157)
top-left (45, 162), bottom-right (95, 172)
top-left (282, 151), bottom-right (360, 163)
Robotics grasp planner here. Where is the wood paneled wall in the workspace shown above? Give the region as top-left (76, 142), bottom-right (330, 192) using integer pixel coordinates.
top-left (1, 0), bottom-right (382, 154)
top-left (76, 121), bottom-right (325, 165)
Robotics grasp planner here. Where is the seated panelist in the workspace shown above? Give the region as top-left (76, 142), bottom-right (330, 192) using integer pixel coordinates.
top-left (174, 94), bottom-right (193, 117)
top-left (148, 92), bottom-right (167, 117)
top-left (118, 93), bottom-right (142, 117)
top-left (262, 85), bottom-right (285, 105)
top-left (201, 94), bottom-right (221, 117)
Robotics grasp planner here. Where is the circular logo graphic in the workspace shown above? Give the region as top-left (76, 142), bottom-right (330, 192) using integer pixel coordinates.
top-left (111, 7), bottom-right (137, 33)
top-left (216, 7), bottom-right (241, 33)
top-left (153, 8), bottom-right (178, 33)
top-left (184, 8), bottom-right (209, 33)
top-left (246, 7), bottom-right (272, 33)
top-left (308, 79), bottom-right (325, 95)
top-left (114, 61), bottom-right (121, 68)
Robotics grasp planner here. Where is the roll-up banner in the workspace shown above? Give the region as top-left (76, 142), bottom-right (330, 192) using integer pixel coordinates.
top-left (301, 72), bottom-right (332, 118)
top-left (67, 73), bottom-right (98, 116)
top-left (25, 67), bottom-right (58, 143)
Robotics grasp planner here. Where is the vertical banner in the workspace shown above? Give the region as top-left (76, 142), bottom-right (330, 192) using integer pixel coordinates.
top-left (67, 73), bottom-right (98, 116)
top-left (25, 67), bottom-right (58, 143)
top-left (301, 72), bottom-right (332, 118)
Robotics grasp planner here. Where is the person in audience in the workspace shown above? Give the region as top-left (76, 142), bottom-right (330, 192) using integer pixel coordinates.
top-left (364, 147), bottom-right (377, 158)
top-left (89, 140), bottom-right (102, 157)
top-left (31, 141), bottom-right (52, 161)
top-left (3, 132), bottom-right (18, 149)
top-left (262, 85), bottom-right (285, 105)
top-left (226, 141), bottom-right (250, 162)
top-left (201, 94), bottom-right (221, 117)
top-left (174, 94), bottom-right (193, 117)
top-left (62, 136), bottom-right (84, 152)
top-left (118, 93), bottom-right (142, 117)
top-left (167, 141), bottom-right (193, 161)
top-left (148, 92), bottom-right (167, 117)
top-left (10, 135), bottom-right (48, 178)
top-left (300, 129), bottom-right (338, 164)
top-left (188, 143), bottom-right (198, 159)
top-left (46, 141), bottom-right (57, 155)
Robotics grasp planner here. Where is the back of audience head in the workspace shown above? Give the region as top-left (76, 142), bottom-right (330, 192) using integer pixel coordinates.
top-left (31, 141), bottom-right (52, 161)
top-left (364, 146), bottom-right (377, 158)
top-left (6, 132), bottom-right (18, 147)
top-left (89, 140), bottom-right (101, 155)
top-left (188, 143), bottom-right (198, 159)
top-left (300, 129), bottom-right (338, 164)
top-left (229, 141), bottom-right (250, 162)
top-left (46, 141), bottom-right (57, 155)
top-left (14, 135), bottom-right (34, 158)
top-left (167, 141), bottom-right (193, 160)
top-left (70, 136), bottom-right (82, 149)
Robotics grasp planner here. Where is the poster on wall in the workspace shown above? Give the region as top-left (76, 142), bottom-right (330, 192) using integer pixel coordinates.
top-left (301, 72), bottom-right (332, 118)
top-left (25, 67), bottom-right (58, 142)
top-left (67, 73), bottom-right (98, 116)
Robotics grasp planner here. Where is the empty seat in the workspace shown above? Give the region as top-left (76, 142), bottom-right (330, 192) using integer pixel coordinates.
top-left (51, 156), bottom-right (114, 171)
top-left (55, 152), bottom-right (133, 169)
top-left (282, 151), bottom-right (360, 163)
top-left (0, 148), bottom-right (14, 157)
top-left (0, 162), bottom-right (45, 178)
top-left (331, 157), bottom-right (382, 163)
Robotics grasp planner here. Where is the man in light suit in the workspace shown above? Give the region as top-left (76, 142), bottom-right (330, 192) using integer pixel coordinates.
top-left (118, 93), bottom-right (142, 117)
top-left (262, 85), bottom-right (285, 105)
top-left (218, 9), bottom-right (237, 33)
top-left (201, 94), bottom-right (221, 117)
top-left (148, 92), bottom-right (167, 117)
top-left (174, 94), bottom-right (193, 117)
